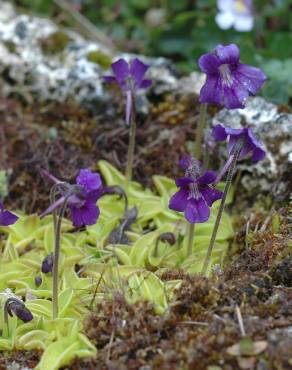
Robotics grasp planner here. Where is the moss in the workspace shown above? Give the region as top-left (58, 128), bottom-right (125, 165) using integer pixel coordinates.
top-left (86, 50), bottom-right (112, 69)
top-left (4, 41), bottom-right (16, 53)
top-left (40, 31), bottom-right (70, 54)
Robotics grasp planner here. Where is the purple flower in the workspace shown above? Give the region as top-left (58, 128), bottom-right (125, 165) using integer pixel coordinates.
top-left (0, 202), bottom-right (18, 226)
top-left (104, 58), bottom-right (152, 125)
top-left (169, 156), bottom-right (223, 223)
top-left (216, 0), bottom-right (254, 32)
top-left (213, 123), bottom-right (266, 161)
top-left (41, 169), bottom-right (103, 227)
top-left (198, 44), bottom-right (266, 109)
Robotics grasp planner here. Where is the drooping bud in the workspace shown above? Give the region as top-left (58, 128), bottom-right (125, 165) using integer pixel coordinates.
top-left (41, 253), bottom-right (54, 273)
top-left (35, 276), bottom-right (42, 287)
top-left (5, 298), bottom-right (33, 323)
top-left (103, 185), bottom-right (128, 212)
top-left (154, 232), bottom-right (176, 257)
top-left (10, 302), bottom-right (33, 322)
top-left (158, 232), bottom-right (176, 246)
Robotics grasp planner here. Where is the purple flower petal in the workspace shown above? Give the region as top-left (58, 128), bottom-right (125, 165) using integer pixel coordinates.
top-left (213, 124), bottom-right (266, 162)
top-left (139, 79), bottom-right (152, 89)
top-left (252, 147), bottom-right (266, 162)
top-left (238, 142), bottom-right (253, 158)
top-left (215, 44), bottom-right (240, 64)
top-left (70, 201), bottom-right (100, 227)
top-left (222, 82), bottom-right (246, 109)
top-left (175, 177), bottom-right (194, 188)
top-left (198, 53), bottom-right (220, 74)
top-left (200, 186), bottom-right (223, 206)
top-left (197, 171), bottom-right (217, 185)
top-left (169, 189), bottom-right (189, 212)
top-left (212, 124), bottom-right (228, 141)
top-left (86, 189), bottom-right (104, 203)
top-left (0, 208), bottom-right (18, 226)
top-left (130, 58), bottom-right (149, 86)
top-left (224, 126), bottom-right (245, 136)
top-left (76, 169), bottom-right (102, 194)
top-left (199, 75), bottom-right (222, 105)
top-left (247, 127), bottom-right (262, 148)
top-left (247, 127), bottom-right (266, 161)
top-left (234, 64), bottom-right (266, 95)
top-left (111, 59), bottom-right (129, 86)
top-left (184, 198), bottom-right (210, 223)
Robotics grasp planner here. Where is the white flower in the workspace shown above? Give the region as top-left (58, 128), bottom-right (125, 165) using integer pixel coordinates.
top-left (216, 0), bottom-right (254, 32)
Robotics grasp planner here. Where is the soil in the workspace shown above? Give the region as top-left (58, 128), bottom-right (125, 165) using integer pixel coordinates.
top-left (0, 92), bottom-right (199, 214)
top-left (0, 93), bottom-right (291, 369)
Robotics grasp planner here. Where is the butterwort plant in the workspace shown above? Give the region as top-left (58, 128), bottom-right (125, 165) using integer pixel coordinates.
top-left (169, 156), bottom-right (223, 256)
top-left (40, 169), bottom-right (103, 319)
top-left (201, 124), bottom-right (266, 274)
top-left (104, 58), bottom-right (152, 189)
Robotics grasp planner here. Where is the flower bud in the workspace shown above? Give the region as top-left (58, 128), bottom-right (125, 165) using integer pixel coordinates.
top-left (41, 253), bottom-right (54, 273)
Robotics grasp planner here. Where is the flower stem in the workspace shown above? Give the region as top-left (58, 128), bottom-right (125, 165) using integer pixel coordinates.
top-left (125, 95), bottom-right (136, 191)
top-left (215, 154), bottom-right (234, 184)
top-left (186, 222), bottom-right (195, 257)
top-left (194, 103), bottom-right (207, 160)
top-left (52, 197), bottom-right (69, 320)
top-left (201, 144), bottom-right (242, 276)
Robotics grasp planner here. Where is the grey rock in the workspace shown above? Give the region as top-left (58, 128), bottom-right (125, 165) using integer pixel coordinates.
top-left (0, 2), bottom-right (181, 114)
top-left (213, 97), bottom-right (292, 199)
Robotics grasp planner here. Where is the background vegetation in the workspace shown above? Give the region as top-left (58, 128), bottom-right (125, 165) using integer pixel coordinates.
top-left (14, 0), bottom-right (292, 104)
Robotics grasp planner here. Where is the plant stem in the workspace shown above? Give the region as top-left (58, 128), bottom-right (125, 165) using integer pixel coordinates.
top-left (215, 154), bottom-right (234, 184)
top-left (125, 95), bottom-right (136, 190)
top-left (186, 222), bottom-right (195, 257)
top-left (201, 144), bottom-right (242, 276)
top-left (50, 184), bottom-right (62, 230)
top-left (52, 197), bottom-right (69, 320)
top-left (194, 103), bottom-right (207, 160)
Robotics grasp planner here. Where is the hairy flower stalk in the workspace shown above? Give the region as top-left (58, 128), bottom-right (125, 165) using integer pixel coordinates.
top-left (40, 169), bottom-right (103, 319)
top-left (202, 124), bottom-right (266, 275)
top-left (194, 103), bottom-right (207, 160)
top-left (190, 102), bottom-right (208, 253)
top-left (186, 222), bottom-right (195, 257)
top-left (104, 58), bottom-right (152, 189)
top-left (52, 192), bottom-right (70, 319)
top-left (125, 94), bottom-right (136, 190)
top-left (201, 141), bottom-right (242, 275)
